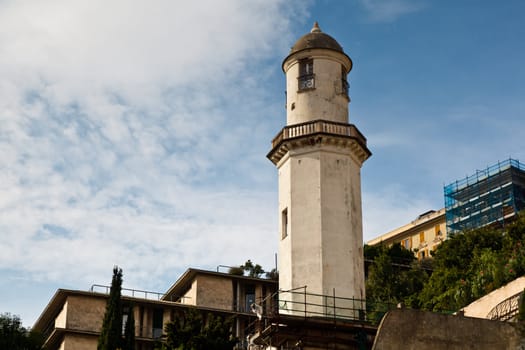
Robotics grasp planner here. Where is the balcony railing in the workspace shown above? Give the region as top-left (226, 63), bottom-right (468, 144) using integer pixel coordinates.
top-left (271, 119), bottom-right (367, 150)
top-left (90, 284), bottom-right (166, 300)
top-left (487, 291), bottom-right (523, 321)
top-left (298, 74), bottom-right (315, 90)
top-left (90, 284), bottom-right (190, 303)
top-left (276, 287), bottom-right (367, 322)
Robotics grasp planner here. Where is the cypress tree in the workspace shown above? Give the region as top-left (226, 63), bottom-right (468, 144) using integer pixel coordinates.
top-left (98, 266), bottom-right (124, 350)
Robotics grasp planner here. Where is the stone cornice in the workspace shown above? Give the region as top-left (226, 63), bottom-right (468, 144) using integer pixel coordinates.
top-left (267, 119), bottom-right (371, 166)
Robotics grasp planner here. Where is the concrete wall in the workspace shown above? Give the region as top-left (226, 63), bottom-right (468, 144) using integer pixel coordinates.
top-left (278, 143), bottom-right (366, 318)
top-left (278, 152), bottom-right (293, 296)
top-left (66, 295), bottom-right (106, 332)
top-left (285, 55), bottom-right (349, 125)
top-left (283, 145), bottom-right (365, 299)
top-left (320, 147), bottom-right (365, 300)
top-left (55, 300), bottom-right (67, 328)
top-left (60, 334), bottom-right (98, 350)
top-left (181, 280), bottom-right (198, 305)
top-left (373, 308), bottom-right (525, 350)
top-left (195, 274), bottom-right (233, 310)
top-left (284, 49), bottom-right (351, 126)
top-left (289, 147), bottom-right (323, 297)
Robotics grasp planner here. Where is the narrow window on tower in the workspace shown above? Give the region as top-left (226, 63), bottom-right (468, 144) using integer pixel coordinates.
top-left (298, 59), bottom-right (314, 91)
top-left (281, 208), bottom-right (288, 239)
top-left (341, 65), bottom-right (349, 97)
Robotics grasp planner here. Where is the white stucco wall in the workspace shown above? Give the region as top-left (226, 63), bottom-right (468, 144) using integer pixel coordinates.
top-left (285, 51), bottom-right (350, 126)
top-left (278, 144), bottom-right (366, 317)
top-left (55, 300), bottom-right (68, 329)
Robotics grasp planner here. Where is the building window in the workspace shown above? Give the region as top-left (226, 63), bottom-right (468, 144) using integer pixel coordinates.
top-left (298, 59), bottom-right (315, 90)
top-left (122, 305), bottom-right (134, 336)
top-left (245, 285), bottom-right (256, 313)
top-left (341, 66), bottom-right (349, 96)
top-left (152, 308), bottom-right (163, 339)
top-left (403, 238), bottom-right (411, 250)
top-left (419, 231), bottom-right (425, 243)
top-left (281, 208), bottom-right (288, 239)
top-left (434, 225), bottom-right (441, 236)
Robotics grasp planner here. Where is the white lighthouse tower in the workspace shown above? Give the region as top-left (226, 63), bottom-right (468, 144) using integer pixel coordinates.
top-left (268, 23), bottom-right (371, 317)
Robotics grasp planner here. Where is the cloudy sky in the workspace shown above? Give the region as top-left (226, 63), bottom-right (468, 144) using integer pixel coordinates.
top-left (1, 0), bottom-right (524, 326)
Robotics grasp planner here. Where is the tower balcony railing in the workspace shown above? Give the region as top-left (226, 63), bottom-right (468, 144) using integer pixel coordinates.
top-left (252, 287), bottom-right (391, 324)
top-left (271, 119), bottom-right (367, 150)
top-left (298, 73), bottom-right (315, 90)
top-left (276, 287), bottom-right (367, 322)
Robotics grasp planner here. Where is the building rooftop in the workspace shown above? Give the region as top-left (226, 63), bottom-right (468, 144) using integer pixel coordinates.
top-left (283, 22), bottom-right (352, 72)
top-left (162, 267), bottom-right (277, 302)
top-left (367, 208), bottom-right (445, 246)
top-left (289, 22), bottom-right (344, 54)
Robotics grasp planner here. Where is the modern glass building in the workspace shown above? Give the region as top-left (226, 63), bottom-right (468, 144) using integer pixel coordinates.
top-left (444, 159), bottom-right (525, 235)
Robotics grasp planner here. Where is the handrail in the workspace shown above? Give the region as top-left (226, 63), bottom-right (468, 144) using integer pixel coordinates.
top-left (89, 284), bottom-right (190, 302)
top-left (271, 119), bottom-right (367, 150)
top-left (487, 291), bottom-right (523, 321)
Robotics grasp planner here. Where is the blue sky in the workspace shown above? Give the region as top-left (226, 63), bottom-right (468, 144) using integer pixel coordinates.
top-left (1, 0), bottom-right (524, 327)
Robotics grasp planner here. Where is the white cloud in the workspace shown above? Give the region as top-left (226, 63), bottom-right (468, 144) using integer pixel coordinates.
top-left (0, 0), bottom-right (294, 300)
top-left (359, 0), bottom-right (426, 22)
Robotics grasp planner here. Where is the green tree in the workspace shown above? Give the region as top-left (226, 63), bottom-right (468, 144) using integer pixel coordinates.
top-left (418, 214), bottom-right (525, 312)
top-left (418, 227), bottom-right (503, 311)
top-left (240, 260), bottom-right (264, 278)
top-left (365, 243), bottom-right (428, 304)
top-left (161, 308), bottom-right (236, 350)
top-left (98, 266), bottom-right (124, 350)
top-left (366, 249), bottom-right (396, 303)
top-left (199, 313), bottom-right (237, 350)
top-left (365, 244), bottom-right (430, 322)
top-left (228, 260), bottom-right (265, 278)
top-left (366, 213), bottom-right (525, 315)
top-left (0, 313), bottom-right (43, 350)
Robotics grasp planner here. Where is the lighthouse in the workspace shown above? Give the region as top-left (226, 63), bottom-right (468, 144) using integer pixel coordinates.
top-left (268, 22), bottom-right (371, 316)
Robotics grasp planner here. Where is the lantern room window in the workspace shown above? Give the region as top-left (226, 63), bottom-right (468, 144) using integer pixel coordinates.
top-left (298, 59), bottom-right (315, 91)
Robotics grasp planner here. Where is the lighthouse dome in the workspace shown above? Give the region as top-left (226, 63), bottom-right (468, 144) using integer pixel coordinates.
top-left (289, 22), bottom-right (344, 55)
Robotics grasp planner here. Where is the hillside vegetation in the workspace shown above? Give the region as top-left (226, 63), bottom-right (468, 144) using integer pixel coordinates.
top-left (365, 213), bottom-right (525, 313)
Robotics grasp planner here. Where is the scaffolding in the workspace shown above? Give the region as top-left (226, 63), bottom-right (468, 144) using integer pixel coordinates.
top-left (444, 159), bottom-right (525, 236)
